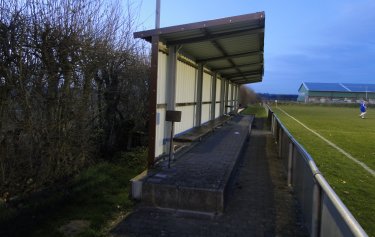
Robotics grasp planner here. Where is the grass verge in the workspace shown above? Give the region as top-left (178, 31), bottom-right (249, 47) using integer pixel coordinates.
top-left (240, 104), bottom-right (268, 118)
top-left (0, 148), bottom-right (147, 237)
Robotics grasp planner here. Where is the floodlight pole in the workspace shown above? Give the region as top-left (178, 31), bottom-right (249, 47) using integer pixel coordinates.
top-left (155, 0), bottom-right (160, 29)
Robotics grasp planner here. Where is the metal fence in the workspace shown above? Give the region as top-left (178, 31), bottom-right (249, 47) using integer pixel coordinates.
top-left (267, 106), bottom-right (368, 237)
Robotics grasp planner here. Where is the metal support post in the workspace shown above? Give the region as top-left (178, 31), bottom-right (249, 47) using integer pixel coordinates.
top-left (168, 122), bottom-right (174, 168)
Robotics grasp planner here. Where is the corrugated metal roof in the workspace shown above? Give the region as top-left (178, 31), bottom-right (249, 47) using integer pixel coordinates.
top-left (342, 83), bottom-right (375, 92)
top-left (134, 12), bottom-right (265, 84)
top-left (301, 82), bottom-right (375, 92)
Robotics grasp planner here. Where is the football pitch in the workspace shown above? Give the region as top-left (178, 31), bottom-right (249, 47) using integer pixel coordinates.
top-left (272, 104), bottom-right (374, 236)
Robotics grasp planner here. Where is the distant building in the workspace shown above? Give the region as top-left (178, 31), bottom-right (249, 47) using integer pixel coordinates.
top-left (258, 93), bottom-right (298, 101)
top-left (297, 82), bottom-right (375, 104)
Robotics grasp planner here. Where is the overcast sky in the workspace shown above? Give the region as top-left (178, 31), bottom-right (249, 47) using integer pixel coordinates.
top-left (135, 0), bottom-right (375, 94)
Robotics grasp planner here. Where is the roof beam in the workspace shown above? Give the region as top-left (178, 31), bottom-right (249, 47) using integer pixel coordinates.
top-left (231, 78), bottom-right (260, 84)
top-left (211, 62), bottom-right (263, 71)
top-left (166, 27), bottom-right (263, 46)
top-left (202, 29), bottom-right (243, 76)
top-left (196, 50), bottom-right (262, 63)
top-left (223, 71), bottom-right (262, 79)
top-left (230, 74), bottom-right (260, 80)
top-left (232, 78), bottom-right (261, 84)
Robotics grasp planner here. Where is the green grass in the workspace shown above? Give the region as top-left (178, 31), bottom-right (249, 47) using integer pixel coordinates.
top-left (0, 148), bottom-right (147, 237)
top-left (272, 104), bottom-right (375, 236)
top-left (241, 104), bottom-right (268, 118)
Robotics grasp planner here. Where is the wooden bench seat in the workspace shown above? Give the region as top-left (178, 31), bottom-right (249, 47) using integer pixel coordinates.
top-left (173, 115), bottom-right (231, 142)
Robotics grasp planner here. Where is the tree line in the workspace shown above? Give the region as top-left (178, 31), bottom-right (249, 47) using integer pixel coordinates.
top-left (0, 0), bottom-right (150, 199)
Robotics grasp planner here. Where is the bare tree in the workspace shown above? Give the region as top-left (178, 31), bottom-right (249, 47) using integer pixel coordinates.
top-left (0, 0), bottom-right (150, 198)
top-left (239, 85), bottom-right (260, 106)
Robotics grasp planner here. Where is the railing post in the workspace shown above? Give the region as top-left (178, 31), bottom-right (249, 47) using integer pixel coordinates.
top-left (267, 108), bottom-right (273, 130)
top-left (278, 127), bottom-right (282, 157)
top-left (287, 142), bottom-right (293, 186)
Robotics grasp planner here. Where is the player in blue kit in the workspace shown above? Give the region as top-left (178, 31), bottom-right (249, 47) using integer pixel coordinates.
top-left (359, 100), bottom-right (367, 119)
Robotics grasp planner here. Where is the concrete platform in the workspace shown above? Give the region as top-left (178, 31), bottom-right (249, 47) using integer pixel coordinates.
top-left (133, 115), bottom-right (253, 214)
top-left (111, 117), bottom-right (308, 237)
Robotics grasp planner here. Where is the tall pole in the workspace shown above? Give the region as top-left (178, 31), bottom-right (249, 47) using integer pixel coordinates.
top-left (155, 0), bottom-right (160, 29)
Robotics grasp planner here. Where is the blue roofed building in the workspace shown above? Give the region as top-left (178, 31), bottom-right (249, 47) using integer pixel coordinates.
top-left (297, 82), bottom-right (375, 104)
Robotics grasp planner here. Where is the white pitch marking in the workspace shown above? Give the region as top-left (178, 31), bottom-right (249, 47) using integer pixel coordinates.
top-left (277, 107), bottom-right (375, 177)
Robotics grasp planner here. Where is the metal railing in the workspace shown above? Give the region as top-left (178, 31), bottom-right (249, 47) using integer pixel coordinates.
top-left (266, 106), bottom-right (368, 237)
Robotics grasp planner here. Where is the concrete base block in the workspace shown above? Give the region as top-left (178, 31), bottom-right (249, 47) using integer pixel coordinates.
top-left (130, 170), bottom-right (152, 200)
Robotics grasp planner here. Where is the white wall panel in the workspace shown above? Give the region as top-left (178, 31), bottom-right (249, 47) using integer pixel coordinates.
top-left (234, 85), bottom-right (238, 108)
top-left (215, 103), bottom-right (221, 118)
top-left (175, 105), bottom-right (195, 135)
top-left (202, 104), bottom-right (211, 124)
top-left (175, 61), bottom-right (197, 135)
top-left (202, 72), bottom-right (212, 102)
top-left (176, 61), bottom-right (197, 103)
top-left (216, 78), bottom-right (221, 100)
top-left (155, 108), bottom-right (166, 157)
top-left (224, 80), bottom-right (228, 113)
top-left (157, 52), bottom-right (168, 104)
top-left (155, 52), bottom-right (168, 158)
top-left (228, 82), bottom-right (233, 105)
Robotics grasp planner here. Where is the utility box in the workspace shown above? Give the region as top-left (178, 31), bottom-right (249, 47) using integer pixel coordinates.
top-left (166, 110), bottom-right (181, 122)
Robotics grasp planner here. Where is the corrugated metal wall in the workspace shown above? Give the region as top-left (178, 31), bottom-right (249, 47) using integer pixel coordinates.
top-left (157, 52), bottom-right (168, 104)
top-left (154, 51), bottom-right (242, 158)
top-left (175, 60), bottom-right (197, 134)
top-left (234, 85), bottom-right (238, 108)
top-left (224, 80), bottom-right (230, 114)
top-left (228, 82), bottom-right (233, 110)
top-left (155, 108), bottom-right (166, 157)
top-left (215, 78), bottom-right (221, 118)
top-left (155, 52), bottom-right (168, 157)
top-left (175, 61), bottom-right (197, 104)
top-left (175, 105), bottom-right (195, 133)
top-left (201, 72), bottom-right (212, 124)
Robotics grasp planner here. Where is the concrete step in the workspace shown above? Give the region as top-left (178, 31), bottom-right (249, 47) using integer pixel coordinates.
top-left (142, 182), bottom-right (223, 213)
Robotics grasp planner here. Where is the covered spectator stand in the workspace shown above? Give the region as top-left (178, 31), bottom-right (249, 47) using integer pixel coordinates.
top-left (134, 12), bottom-right (265, 167)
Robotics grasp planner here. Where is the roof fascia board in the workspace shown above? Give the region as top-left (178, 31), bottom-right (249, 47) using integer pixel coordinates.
top-left (134, 12), bottom-right (265, 40)
top-left (303, 82), bottom-right (309, 91)
top-left (166, 27), bottom-right (264, 46)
